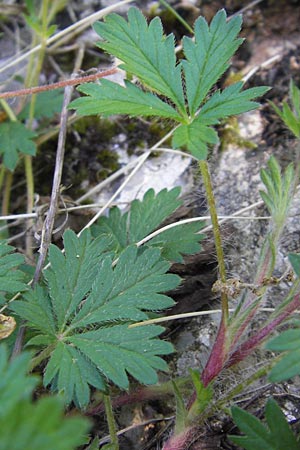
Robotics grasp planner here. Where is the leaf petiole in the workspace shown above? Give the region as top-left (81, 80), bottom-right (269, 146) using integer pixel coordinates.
top-left (198, 160), bottom-right (229, 322)
top-left (103, 393), bottom-right (120, 450)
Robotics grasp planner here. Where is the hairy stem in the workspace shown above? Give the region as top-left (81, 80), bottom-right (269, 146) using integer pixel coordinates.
top-left (0, 98), bottom-right (18, 121)
top-left (0, 68), bottom-right (119, 100)
top-left (183, 161), bottom-right (230, 428)
top-left (198, 160), bottom-right (228, 322)
top-left (104, 393), bottom-right (120, 450)
top-left (87, 376), bottom-right (191, 415)
top-left (0, 101), bottom-right (18, 216)
top-left (159, 0), bottom-right (193, 33)
top-left (162, 358), bottom-right (281, 450)
top-left (29, 343), bottom-right (56, 371)
top-left (1, 171), bottom-right (13, 216)
top-left (0, 166), bottom-right (5, 193)
top-left (23, 155), bottom-right (34, 234)
top-left (226, 290), bottom-right (300, 368)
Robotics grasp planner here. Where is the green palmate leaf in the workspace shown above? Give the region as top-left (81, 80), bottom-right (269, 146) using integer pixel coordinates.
top-left (260, 157), bottom-right (282, 201)
top-left (282, 103), bottom-right (300, 138)
top-left (93, 7), bottom-right (186, 115)
top-left (0, 396), bottom-right (89, 450)
top-left (92, 188), bottom-right (205, 261)
top-left (70, 7), bottom-right (268, 163)
top-left (272, 100), bottom-right (300, 138)
top-left (44, 230), bottom-right (113, 330)
top-left (182, 9), bottom-right (243, 116)
top-left (270, 80), bottom-right (300, 139)
top-left (12, 229), bottom-right (180, 406)
top-left (290, 79), bottom-right (300, 118)
top-left (266, 326), bottom-right (300, 382)
top-left (172, 380), bottom-right (188, 435)
top-left (24, 0), bottom-right (36, 16)
top-left (0, 240), bottom-right (27, 305)
top-left (93, 187), bottom-right (182, 250)
top-left (127, 187), bottom-right (181, 242)
top-left (268, 347), bottom-right (300, 383)
top-left (149, 221), bottom-right (205, 263)
top-left (197, 82), bottom-right (269, 125)
top-left (188, 370), bottom-right (213, 419)
top-left (71, 79), bottom-right (181, 120)
top-left (230, 398), bottom-right (299, 450)
top-left (92, 207), bottom-right (127, 253)
top-left (172, 121), bottom-right (218, 160)
top-left (259, 156), bottom-right (294, 222)
top-left (289, 253), bottom-right (300, 277)
top-left (0, 122), bottom-right (36, 171)
top-left (64, 324), bottom-right (172, 392)
top-left (0, 345), bottom-right (89, 450)
top-left (18, 89), bottom-right (64, 120)
top-left (264, 399), bottom-right (300, 449)
top-left (23, 0), bottom-right (59, 38)
top-left (172, 82), bottom-right (267, 159)
top-left (0, 241), bottom-right (26, 292)
top-left (0, 345), bottom-right (38, 417)
top-left (86, 437), bottom-right (101, 450)
top-left (23, 1), bottom-right (41, 35)
top-left (12, 285), bottom-right (57, 339)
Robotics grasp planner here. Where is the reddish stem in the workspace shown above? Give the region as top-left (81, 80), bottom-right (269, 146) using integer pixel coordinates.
top-left (0, 67), bottom-right (119, 99)
top-left (87, 384), bottom-right (173, 416)
top-left (229, 294), bottom-right (261, 351)
top-left (225, 292), bottom-right (300, 368)
top-left (200, 315), bottom-right (228, 388)
top-left (162, 426), bottom-right (197, 450)
top-left (229, 244), bottom-right (275, 350)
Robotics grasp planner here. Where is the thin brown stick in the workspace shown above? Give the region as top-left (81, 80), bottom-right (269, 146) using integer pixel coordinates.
top-left (32, 81), bottom-right (74, 285)
top-left (11, 78), bottom-right (76, 359)
top-left (0, 67), bottom-right (119, 99)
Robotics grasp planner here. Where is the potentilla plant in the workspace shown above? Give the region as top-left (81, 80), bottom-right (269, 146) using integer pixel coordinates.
top-left (68, 6), bottom-right (300, 448)
top-left (3, 6), bottom-right (300, 450)
top-left (69, 6), bottom-right (299, 448)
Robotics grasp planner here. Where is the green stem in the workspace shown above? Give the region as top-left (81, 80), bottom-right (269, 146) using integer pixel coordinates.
top-left (159, 0), bottom-right (194, 34)
top-left (29, 343), bottom-right (56, 371)
top-left (103, 392), bottom-right (119, 450)
top-left (0, 99), bottom-right (18, 121)
top-left (0, 165), bottom-right (5, 192)
top-left (1, 171), bottom-right (13, 215)
top-left (24, 154), bottom-right (35, 213)
top-left (0, 101), bottom-right (17, 216)
top-left (23, 0), bottom-right (50, 256)
top-left (198, 160), bottom-right (229, 322)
